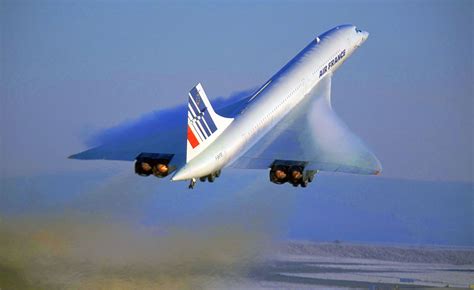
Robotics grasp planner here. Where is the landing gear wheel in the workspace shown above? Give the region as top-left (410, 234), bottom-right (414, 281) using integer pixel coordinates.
top-left (307, 170), bottom-right (317, 183)
top-left (208, 174), bottom-right (215, 183)
top-left (301, 178), bottom-right (308, 188)
top-left (215, 170), bottom-right (221, 178)
top-left (199, 176), bottom-right (207, 182)
top-left (188, 178), bottom-right (196, 189)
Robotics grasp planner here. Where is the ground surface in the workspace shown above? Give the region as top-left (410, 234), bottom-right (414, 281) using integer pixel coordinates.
top-left (2, 224), bottom-right (473, 290)
top-left (220, 242), bottom-right (474, 289)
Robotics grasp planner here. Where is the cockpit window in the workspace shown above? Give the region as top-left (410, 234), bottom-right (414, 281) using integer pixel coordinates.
top-left (355, 27), bottom-right (362, 33)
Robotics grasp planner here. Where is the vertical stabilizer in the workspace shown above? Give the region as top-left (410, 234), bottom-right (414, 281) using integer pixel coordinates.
top-left (186, 83), bottom-right (233, 162)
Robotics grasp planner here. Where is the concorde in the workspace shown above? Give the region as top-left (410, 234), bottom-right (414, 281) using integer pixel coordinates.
top-left (70, 24), bottom-right (381, 189)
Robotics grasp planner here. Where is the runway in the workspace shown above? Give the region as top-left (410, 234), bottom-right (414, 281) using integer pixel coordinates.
top-left (219, 242), bottom-right (474, 289)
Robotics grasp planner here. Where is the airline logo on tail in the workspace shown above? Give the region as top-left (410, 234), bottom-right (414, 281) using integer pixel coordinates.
top-left (186, 83), bottom-right (233, 162)
top-left (187, 87), bottom-right (218, 148)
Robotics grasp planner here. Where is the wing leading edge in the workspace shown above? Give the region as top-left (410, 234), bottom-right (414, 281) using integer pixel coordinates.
top-left (68, 128), bottom-right (187, 169)
top-left (230, 75), bottom-right (382, 175)
top-left (68, 83), bottom-right (246, 170)
top-left (68, 106), bottom-right (189, 169)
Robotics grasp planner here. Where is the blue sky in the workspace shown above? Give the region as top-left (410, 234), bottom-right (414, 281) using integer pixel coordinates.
top-left (1, 0), bottom-right (472, 182)
top-left (1, 1), bottom-right (473, 246)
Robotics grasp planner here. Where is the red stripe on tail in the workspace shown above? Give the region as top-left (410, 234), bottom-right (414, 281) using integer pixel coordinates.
top-left (187, 125), bottom-right (200, 148)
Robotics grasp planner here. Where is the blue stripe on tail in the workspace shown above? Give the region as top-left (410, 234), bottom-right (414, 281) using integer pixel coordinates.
top-left (188, 96), bottom-right (200, 116)
top-left (198, 116), bottom-right (212, 137)
top-left (189, 90), bottom-right (217, 137)
top-left (190, 87), bottom-right (207, 111)
top-left (202, 111), bottom-right (217, 133)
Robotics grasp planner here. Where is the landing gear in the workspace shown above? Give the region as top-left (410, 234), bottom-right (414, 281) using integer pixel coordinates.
top-left (301, 178), bottom-right (309, 188)
top-left (298, 170), bottom-right (317, 187)
top-left (208, 174), bottom-right (215, 182)
top-left (188, 170), bottom-right (222, 189)
top-left (188, 178), bottom-right (196, 189)
top-left (306, 170), bottom-right (317, 183)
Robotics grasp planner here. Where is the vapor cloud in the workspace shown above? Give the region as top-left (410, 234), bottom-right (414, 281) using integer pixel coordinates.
top-left (85, 88), bottom-right (256, 148)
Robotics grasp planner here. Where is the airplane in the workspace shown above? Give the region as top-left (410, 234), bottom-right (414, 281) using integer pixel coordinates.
top-left (70, 24), bottom-right (382, 189)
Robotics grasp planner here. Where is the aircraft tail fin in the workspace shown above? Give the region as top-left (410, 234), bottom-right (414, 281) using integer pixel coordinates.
top-left (186, 83), bottom-right (233, 162)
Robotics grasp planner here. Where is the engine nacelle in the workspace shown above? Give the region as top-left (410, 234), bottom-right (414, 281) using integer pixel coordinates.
top-left (134, 153), bottom-right (175, 178)
top-left (269, 160), bottom-right (317, 187)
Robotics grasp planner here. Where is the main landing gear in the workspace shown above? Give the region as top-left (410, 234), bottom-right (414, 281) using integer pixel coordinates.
top-left (188, 170), bottom-right (221, 189)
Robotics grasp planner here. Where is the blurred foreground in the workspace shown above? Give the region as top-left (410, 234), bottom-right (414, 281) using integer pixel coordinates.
top-left (1, 220), bottom-right (473, 290)
top-left (0, 171), bottom-right (472, 289)
top-left (0, 214), bottom-right (270, 289)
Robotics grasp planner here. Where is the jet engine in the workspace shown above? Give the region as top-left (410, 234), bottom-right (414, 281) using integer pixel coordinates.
top-left (269, 160), bottom-right (317, 187)
top-left (269, 165), bottom-right (288, 184)
top-left (134, 153), bottom-right (175, 178)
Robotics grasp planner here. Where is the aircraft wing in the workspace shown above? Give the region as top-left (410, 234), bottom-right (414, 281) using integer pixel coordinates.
top-left (230, 75), bottom-right (382, 175)
top-left (68, 105), bottom-right (188, 168)
top-left (68, 88), bottom-right (251, 168)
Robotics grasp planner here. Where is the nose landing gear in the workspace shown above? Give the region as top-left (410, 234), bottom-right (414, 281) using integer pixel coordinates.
top-left (188, 178), bottom-right (197, 189)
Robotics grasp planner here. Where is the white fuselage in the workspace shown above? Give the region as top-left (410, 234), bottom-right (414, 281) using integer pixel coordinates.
top-left (173, 25), bottom-right (369, 181)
